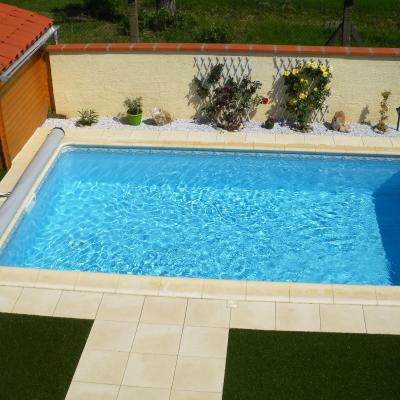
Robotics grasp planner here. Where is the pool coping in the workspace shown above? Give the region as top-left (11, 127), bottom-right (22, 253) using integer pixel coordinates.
top-left (1, 127), bottom-right (400, 306)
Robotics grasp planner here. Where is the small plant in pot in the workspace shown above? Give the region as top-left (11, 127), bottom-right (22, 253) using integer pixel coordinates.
top-left (264, 115), bottom-right (275, 129)
top-left (124, 96), bottom-right (143, 126)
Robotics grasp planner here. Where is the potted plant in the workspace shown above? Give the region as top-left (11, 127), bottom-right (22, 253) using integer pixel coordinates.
top-left (264, 115), bottom-right (275, 129)
top-left (124, 96), bottom-right (143, 126)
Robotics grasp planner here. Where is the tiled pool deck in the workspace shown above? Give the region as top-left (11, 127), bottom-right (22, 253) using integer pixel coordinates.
top-left (1, 127), bottom-right (400, 399)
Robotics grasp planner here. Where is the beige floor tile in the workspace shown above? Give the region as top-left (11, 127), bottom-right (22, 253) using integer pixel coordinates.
top-left (159, 277), bottom-right (204, 298)
top-left (275, 134), bottom-right (305, 145)
top-left (13, 287), bottom-right (61, 316)
top-left (122, 353), bottom-right (177, 388)
top-left (140, 296), bottom-right (187, 325)
top-left (333, 285), bottom-right (377, 305)
top-left (390, 137), bottom-right (400, 147)
top-left (362, 136), bottom-right (393, 148)
top-left (158, 131), bottom-right (189, 142)
top-left (375, 286), bottom-right (400, 306)
top-left (179, 326), bottom-right (228, 358)
top-left (304, 135), bottom-right (335, 146)
top-left (320, 304), bottom-right (365, 333)
top-left (36, 269), bottom-right (78, 290)
top-left (132, 323), bottom-right (182, 355)
top-left (202, 279), bottom-right (246, 300)
top-left (96, 293), bottom-right (144, 322)
top-left (246, 132), bottom-right (276, 145)
top-left (276, 303), bottom-right (320, 332)
top-left (0, 286), bottom-right (22, 312)
top-left (290, 283), bottom-right (333, 304)
top-left (333, 135), bottom-right (364, 147)
top-left (173, 356), bottom-right (225, 392)
top-left (117, 275), bottom-right (161, 296)
top-left (0, 266), bottom-right (39, 287)
top-left (230, 301), bottom-right (275, 330)
top-left (74, 349), bottom-right (129, 385)
top-left (86, 320), bottom-right (137, 351)
top-left (54, 291), bottom-right (102, 319)
top-left (364, 306), bottom-right (400, 334)
top-left (75, 272), bottom-right (119, 293)
top-left (118, 386), bottom-right (170, 400)
top-left (185, 299), bottom-right (230, 328)
top-left (186, 132), bottom-right (218, 143)
top-left (170, 391), bottom-right (222, 400)
top-left (66, 382), bottom-right (119, 400)
top-left (246, 281), bottom-right (289, 302)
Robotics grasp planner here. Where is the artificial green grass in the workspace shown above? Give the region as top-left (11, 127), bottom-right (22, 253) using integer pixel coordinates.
top-left (223, 329), bottom-right (400, 400)
top-left (0, 313), bottom-right (93, 400)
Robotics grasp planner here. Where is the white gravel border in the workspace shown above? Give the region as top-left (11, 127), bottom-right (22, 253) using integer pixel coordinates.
top-left (42, 116), bottom-right (400, 137)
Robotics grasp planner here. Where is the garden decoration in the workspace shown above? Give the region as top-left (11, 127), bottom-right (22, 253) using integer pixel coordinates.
top-left (283, 61), bottom-right (333, 132)
top-left (331, 111), bottom-right (350, 133)
top-left (376, 90), bottom-right (391, 133)
top-left (124, 97), bottom-right (143, 126)
top-left (151, 107), bottom-right (173, 126)
top-left (193, 63), bottom-right (262, 131)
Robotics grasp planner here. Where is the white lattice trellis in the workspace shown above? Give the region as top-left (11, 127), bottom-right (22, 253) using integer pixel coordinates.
top-left (271, 56), bottom-right (331, 123)
top-left (192, 56), bottom-right (255, 121)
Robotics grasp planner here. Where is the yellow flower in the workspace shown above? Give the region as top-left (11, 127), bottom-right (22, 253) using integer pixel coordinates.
top-left (322, 71), bottom-right (329, 78)
top-left (320, 65), bottom-right (327, 72)
top-left (324, 83), bottom-right (331, 90)
top-left (283, 70), bottom-right (291, 77)
top-left (313, 87), bottom-right (319, 92)
top-left (299, 92), bottom-right (308, 100)
top-left (311, 62), bottom-right (318, 69)
top-left (292, 68), bottom-right (299, 75)
top-left (288, 99), bottom-right (297, 106)
top-left (306, 61), bottom-right (313, 68)
top-left (328, 66), bottom-right (333, 73)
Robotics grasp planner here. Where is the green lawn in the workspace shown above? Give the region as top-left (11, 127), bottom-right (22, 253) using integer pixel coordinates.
top-left (223, 329), bottom-right (400, 400)
top-left (3, 0), bottom-right (399, 47)
top-left (0, 313), bottom-right (93, 400)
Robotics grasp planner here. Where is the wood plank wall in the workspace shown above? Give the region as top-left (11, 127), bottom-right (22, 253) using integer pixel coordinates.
top-left (0, 50), bottom-right (50, 166)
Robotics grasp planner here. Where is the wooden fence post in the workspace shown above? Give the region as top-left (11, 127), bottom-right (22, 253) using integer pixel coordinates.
top-left (326, 0), bottom-right (362, 46)
top-left (128, 0), bottom-right (140, 42)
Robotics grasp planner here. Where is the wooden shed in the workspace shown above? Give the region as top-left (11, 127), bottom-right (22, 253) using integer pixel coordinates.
top-left (0, 3), bottom-right (57, 173)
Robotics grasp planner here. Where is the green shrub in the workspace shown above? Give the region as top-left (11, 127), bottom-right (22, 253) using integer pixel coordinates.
top-left (376, 90), bottom-right (391, 133)
top-left (83, 0), bottom-right (124, 21)
top-left (193, 64), bottom-right (262, 131)
top-left (77, 109), bottom-right (99, 126)
top-left (124, 97), bottom-right (143, 115)
top-left (194, 23), bottom-right (231, 43)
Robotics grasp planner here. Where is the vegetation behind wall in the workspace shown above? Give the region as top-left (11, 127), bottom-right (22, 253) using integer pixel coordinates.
top-left (3, 0), bottom-right (400, 47)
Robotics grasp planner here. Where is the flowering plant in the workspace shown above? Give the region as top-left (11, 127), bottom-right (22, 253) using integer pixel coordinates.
top-left (283, 61), bottom-right (333, 132)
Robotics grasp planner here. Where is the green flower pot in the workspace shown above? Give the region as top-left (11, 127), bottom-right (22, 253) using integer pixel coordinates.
top-left (127, 113), bottom-right (142, 126)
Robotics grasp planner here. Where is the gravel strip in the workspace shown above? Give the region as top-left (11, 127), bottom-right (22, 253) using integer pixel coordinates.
top-left (42, 117), bottom-right (400, 137)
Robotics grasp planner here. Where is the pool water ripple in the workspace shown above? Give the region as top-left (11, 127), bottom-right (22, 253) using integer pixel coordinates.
top-left (1, 147), bottom-right (400, 285)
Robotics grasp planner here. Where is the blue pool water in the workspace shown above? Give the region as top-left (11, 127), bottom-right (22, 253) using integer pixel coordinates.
top-left (1, 146), bottom-right (400, 285)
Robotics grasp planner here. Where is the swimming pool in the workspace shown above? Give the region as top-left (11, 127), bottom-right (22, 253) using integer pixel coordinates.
top-left (1, 145), bottom-right (400, 285)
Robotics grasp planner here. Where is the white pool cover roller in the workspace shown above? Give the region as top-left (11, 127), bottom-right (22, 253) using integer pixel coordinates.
top-left (0, 127), bottom-right (65, 239)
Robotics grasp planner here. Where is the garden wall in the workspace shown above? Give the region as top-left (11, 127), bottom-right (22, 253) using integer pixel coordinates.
top-left (47, 44), bottom-right (400, 125)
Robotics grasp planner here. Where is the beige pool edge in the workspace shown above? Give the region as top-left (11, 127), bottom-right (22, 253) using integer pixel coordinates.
top-left (1, 126), bottom-right (400, 306)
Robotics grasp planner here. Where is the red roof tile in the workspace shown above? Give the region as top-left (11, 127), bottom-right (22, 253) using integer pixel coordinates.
top-left (0, 2), bottom-right (53, 73)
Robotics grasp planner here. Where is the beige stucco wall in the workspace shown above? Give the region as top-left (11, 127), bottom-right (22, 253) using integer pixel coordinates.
top-left (49, 52), bottom-right (400, 125)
